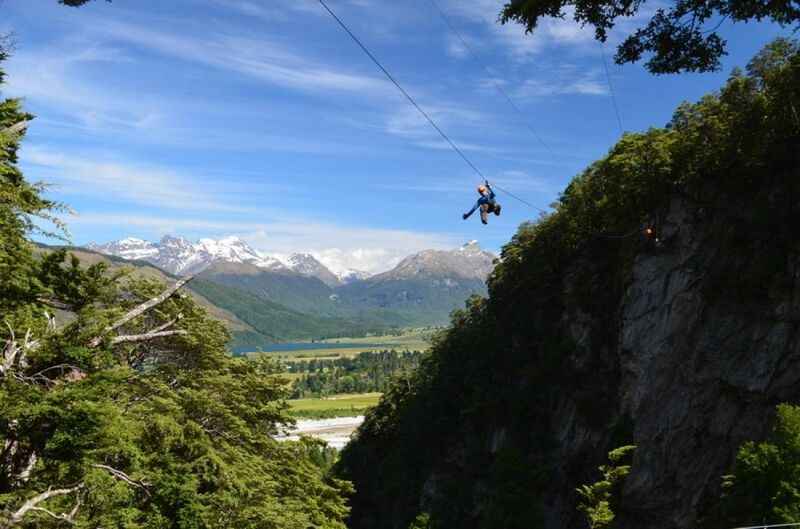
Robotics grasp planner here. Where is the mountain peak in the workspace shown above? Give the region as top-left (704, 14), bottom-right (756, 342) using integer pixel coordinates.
top-left (286, 253), bottom-right (341, 287)
top-left (338, 268), bottom-right (372, 284)
top-left (379, 245), bottom-right (496, 282)
top-left (87, 235), bottom-right (287, 275)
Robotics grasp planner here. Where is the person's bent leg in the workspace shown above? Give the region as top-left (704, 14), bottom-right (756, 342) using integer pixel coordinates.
top-left (480, 204), bottom-right (489, 224)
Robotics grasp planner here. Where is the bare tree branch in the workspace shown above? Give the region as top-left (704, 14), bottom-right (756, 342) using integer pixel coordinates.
top-left (29, 364), bottom-right (84, 379)
top-left (1, 120), bottom-right (29, 138)
top-left (91, 464), bottom-right (150, 496)
top-left (88, 275), bottom-right (194, 348)
top-left (36, 297), bottom-right (76, 311)
top-left (148, 314), bottom-right (183, 334)
top-left (3, 484), bottom-right (84, 528)
top-left (14, 452), bottom-right (37, 485)
top-left (110, 329), bottom-right (188, 345)
top-left (2, 462), bottom-right (149, 527)
top-left (26, 507), bottom-right (75, 525)
top-left (2, 324), bottom-right (37, 377)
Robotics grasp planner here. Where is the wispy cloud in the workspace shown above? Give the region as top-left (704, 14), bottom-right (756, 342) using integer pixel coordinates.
top-left (513, 67), bottom-right (609, 98)
top-left (91, 19), bottom-right (393, 98)
top-left (384, 103), bottom-right (497, 152)
top-left (22, 145), bottom-right (253, 213)
top-left (442, 1), bottom-right (623, 60)
top-left (6, 44), bottom-right (164, 133)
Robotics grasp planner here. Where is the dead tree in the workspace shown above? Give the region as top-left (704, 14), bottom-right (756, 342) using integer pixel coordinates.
top-left (88, 275), bottom-right (193, 348)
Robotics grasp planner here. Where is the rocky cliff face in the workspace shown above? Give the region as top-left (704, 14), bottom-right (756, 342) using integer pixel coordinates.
top-left (538, 196), bottom-right (800, 528)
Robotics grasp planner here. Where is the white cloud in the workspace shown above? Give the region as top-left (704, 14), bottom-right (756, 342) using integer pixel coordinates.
top-left (22, 145), bottom-right (253, 213)
top-left (5, 45), bottom-right (163, 133)
top-left (384, 103), bottom-right (495, 151)
top-left (512, 67), bottom-right (609, 98)
top-left (440, 0), bottom-right (641, 61)
top-left (210, 0), bottom-right (373, 21)
top-left (91, 19), bottom-right (393, 99)
top-left (490, 169), bottom-right (562, 194)
top-left (313, 248), bottom-right (401, 275)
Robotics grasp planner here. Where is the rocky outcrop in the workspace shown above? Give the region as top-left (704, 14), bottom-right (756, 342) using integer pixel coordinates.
top-left (613, 197), bottom-right (799, 528)
top-left (513, 195), bottom-right (797, 528)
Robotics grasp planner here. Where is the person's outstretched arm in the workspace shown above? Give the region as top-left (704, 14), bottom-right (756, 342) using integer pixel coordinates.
top-left (485, 181), bottom-right (496, 200)
top-left (464, 200), bottom-right (480, 219)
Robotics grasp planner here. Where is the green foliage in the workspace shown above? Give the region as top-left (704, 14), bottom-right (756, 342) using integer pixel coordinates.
top-left (501, 0), bottom-right (800, 73)
top-left (576, 445), bottom-right (636, 529)
top-left (718, 405), bottom-right (800, 525)
top-left (288, 350), bottom-right (422, 398)
top-left (481, 445), bottom-right (545, 529)
top-left (408, 512), bottom-right (432, 529)
top-left (288, 393), bottom-right (381, 419)
top-left (336, 277), bottom-right (489, 326)
top-left (337, 39), bottom-right (800, 529)
top-left (0, 52), bottom-right (350, 528)
top-left (189, 278), bottom-right (390, 350)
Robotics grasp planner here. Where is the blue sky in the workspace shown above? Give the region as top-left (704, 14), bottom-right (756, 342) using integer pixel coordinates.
top-left (2, 0), bottom-right (787, 273)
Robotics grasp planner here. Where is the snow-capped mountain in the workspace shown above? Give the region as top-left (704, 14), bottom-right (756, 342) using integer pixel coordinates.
top-left (88, 235), bottom-right (287, 276)
top-left (286, 253), bottom-right (342, 288)
top-left (379, 240), bottom-right (496, 282)
top-left (334, 241), bottom-right (496, 320)
top-left (86, 236), bottom-right (493, 291)
top-left (338, 269), bottom-right (373, 285)
top-left (87, 237), bottom-right (159, 261)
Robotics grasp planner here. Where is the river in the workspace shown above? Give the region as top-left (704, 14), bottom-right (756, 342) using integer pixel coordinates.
top-left (276, 416), bottom-right (365, 450)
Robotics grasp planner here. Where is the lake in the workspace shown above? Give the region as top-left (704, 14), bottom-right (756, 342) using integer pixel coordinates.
top-left (242, 342), bottom-right (381, 354)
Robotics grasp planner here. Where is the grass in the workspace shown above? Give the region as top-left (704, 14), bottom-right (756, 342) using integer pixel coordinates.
top-left (288, 392), bottom-right (382, 419)
top-left (247, 328), bottom-right (437, 361)
top-left (317, 328), bottom-right (434, 351)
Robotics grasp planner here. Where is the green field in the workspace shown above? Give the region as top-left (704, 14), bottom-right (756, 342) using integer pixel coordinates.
top-left (317, 328), bottom-right (434, 350)
top-left (248, 327), bottom-right (436, 361)
top-left (288, 392), bottom-right (382, 419)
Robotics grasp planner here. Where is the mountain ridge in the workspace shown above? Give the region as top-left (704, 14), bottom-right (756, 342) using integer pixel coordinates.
top-left (87, 235), bottom-right (495, 287)
top-left (83, 236), bottom-right (499, 338)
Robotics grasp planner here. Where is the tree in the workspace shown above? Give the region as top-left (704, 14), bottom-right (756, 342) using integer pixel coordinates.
top-left (576, 446), bottom-right (636, 529)
top-left (499, 0), bottom-right (800, 73)
top-left (719, 405), bottom-right (800, 525)
top-left (0, 50), bottom-right (350, 528)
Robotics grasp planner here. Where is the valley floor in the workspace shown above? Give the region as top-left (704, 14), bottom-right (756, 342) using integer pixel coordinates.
top-left (288, 392), bottom-right (381, 419)
top-left (276, 416), bottom-right (365, 450)
top-left (246, 328), bottom-right (434, 361)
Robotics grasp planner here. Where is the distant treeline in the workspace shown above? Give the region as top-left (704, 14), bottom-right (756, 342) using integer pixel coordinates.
top-left (289, 350), bottom-right (422, 398)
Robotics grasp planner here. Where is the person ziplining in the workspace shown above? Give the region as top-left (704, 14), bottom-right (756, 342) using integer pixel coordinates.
top-left (463, 180), bottom-right (501, 225)
top-left (317, 0), bottom-right (546, 225)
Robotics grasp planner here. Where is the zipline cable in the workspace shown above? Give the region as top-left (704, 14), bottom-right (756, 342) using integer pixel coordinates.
top-left (736, 523), bottom-right (800, 529)
top-left (425, 0), bottom-right (555, 158)
top-left (600, 44), bottom-right (624, 135)
top-left (316, 0), bottom-right (545, 213)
